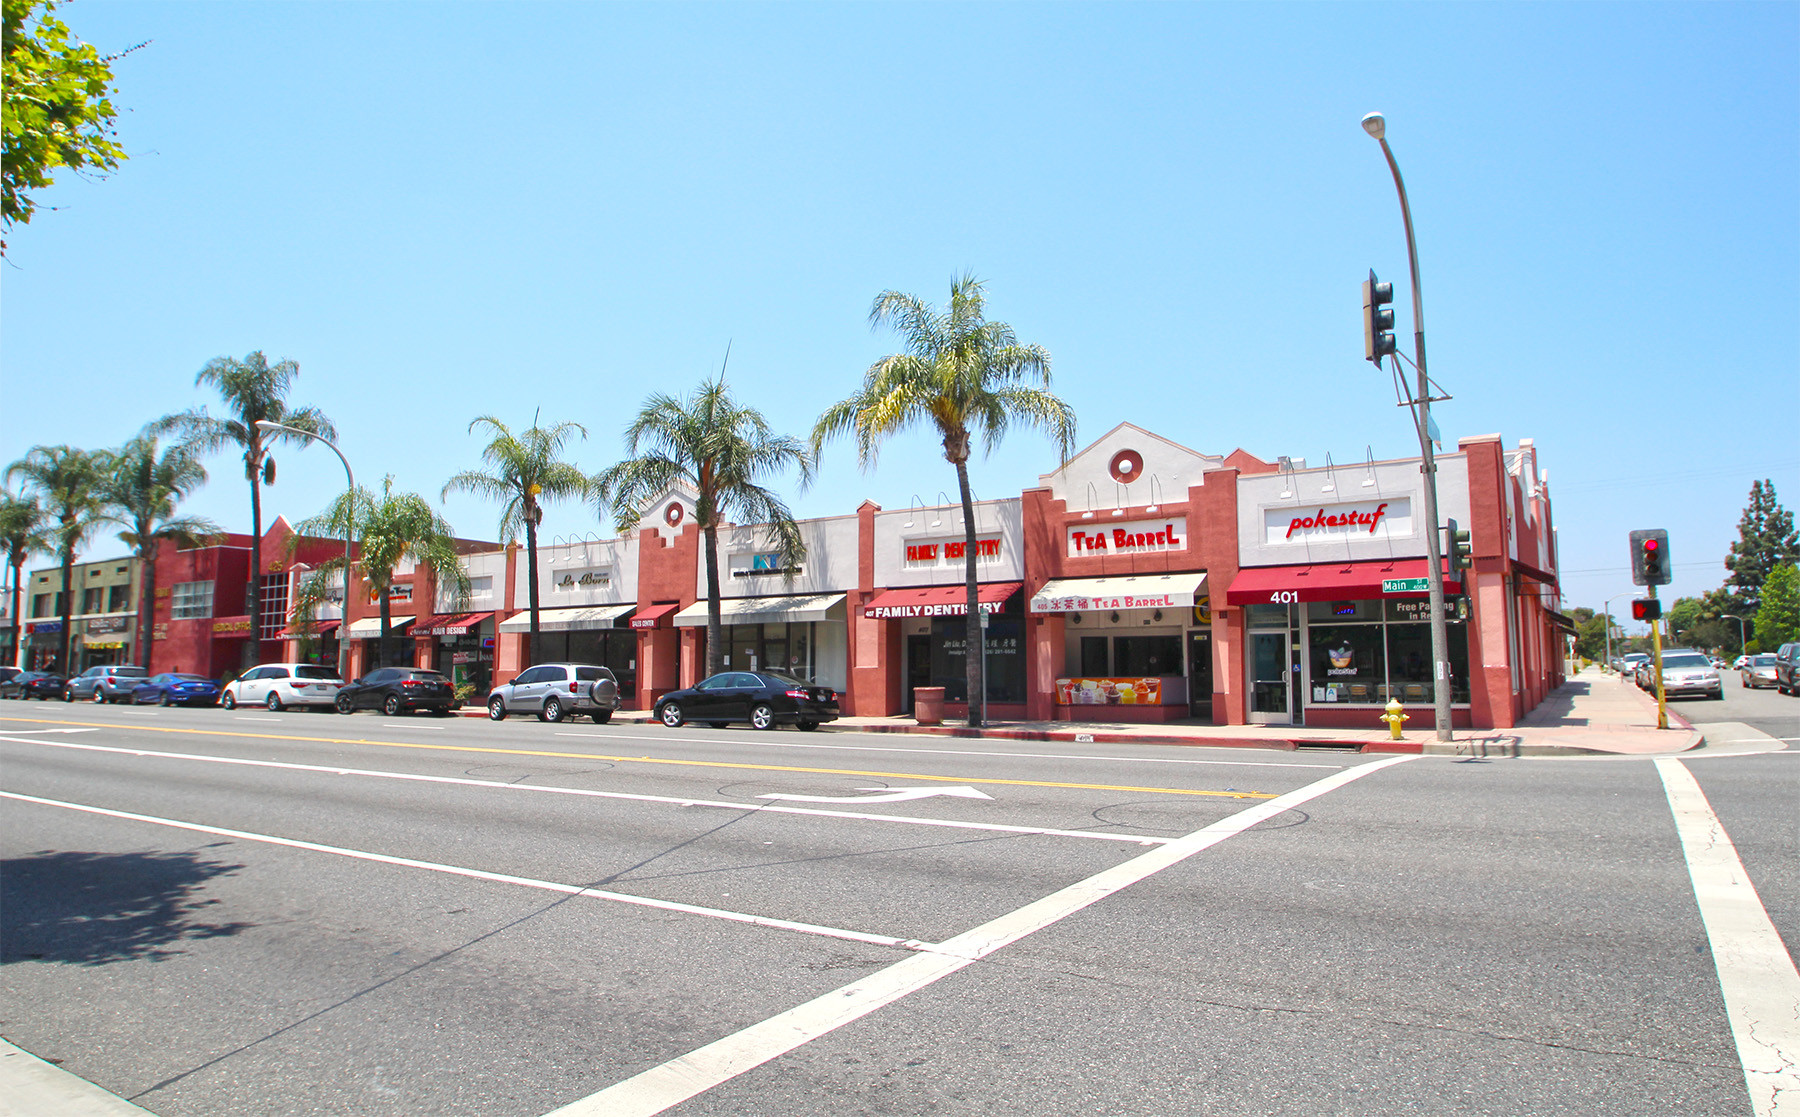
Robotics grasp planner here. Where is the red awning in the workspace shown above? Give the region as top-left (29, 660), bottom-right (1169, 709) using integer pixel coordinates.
top-left (862, 582), bottom-right (1021, 619)
top-left (629, 602), bottom-right (681, 629)
top-left (417, 611), bottom-right (494, 636)
top-left (1225, 560), bottom-right (1462, 605)
top-left (279, 619), bottom-right (341, 639)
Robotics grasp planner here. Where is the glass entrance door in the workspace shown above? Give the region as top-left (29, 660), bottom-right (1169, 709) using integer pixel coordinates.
top-left (1249, 631), bottom-right (1292, 724)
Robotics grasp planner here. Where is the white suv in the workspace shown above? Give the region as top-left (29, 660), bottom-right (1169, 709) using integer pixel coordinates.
top-left (222, 663), bottom-right (345, 711)
top-left (487, 663), bottom-right (620, 723)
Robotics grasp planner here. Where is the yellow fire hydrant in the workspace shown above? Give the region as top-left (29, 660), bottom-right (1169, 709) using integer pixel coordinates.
top-left (1380, 698), bottom-right (1409, 740)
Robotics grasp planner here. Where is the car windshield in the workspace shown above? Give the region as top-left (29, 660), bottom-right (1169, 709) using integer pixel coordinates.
top-left (295, 665), bottom-right (340, 680)
top-left (173, 674), bottom-right (208, 681)
top-left (1661, 654), bottom-right (1710, 670)
top-left (762, 671), bottom-right (811, 687)
top-left (1750, 655), bottom-right (1777, 666)
top-left (408, 672), bottom-right (449, 682)
top-left (114, 668), bottom-right (147, 678)
top-left (575, 667), bottom-right (615, 682)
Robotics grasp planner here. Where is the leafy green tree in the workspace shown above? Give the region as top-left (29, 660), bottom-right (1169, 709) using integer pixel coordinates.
top-left (443, 415), bottom-right (590, 655)
top-left (291, 477), bottom-right (471, 670)
top-left (1724, 480), bottom-right (1799, 613)
top-left (102, 429), bottom-right (222, 672)
top-left (812, 274), bottom-right (1075, 726)
top-left (0, 490), bottom-right (50, 667)
top-left (5, 445), bottom-right (110, 671)
top-left (594, 378), bottom-right (814, 679)
top-left (161, 351), bottom-right (336, 670)
top-left (1569, 607), bottom-right (1608, 662)
top-left (1, 0), bottom-right (140, 251)
top-left (1752, 563), bottom-right (1799, 651)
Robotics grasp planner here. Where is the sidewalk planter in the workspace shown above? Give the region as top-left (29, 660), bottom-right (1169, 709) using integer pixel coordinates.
top-left (913, 686), bottom-right (945, 726)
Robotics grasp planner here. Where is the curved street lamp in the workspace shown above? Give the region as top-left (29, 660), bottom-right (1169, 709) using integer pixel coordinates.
top-left (1720, 613), bottom-right (1748, 655)
top-left (255, 421), bottom-right (354, 682)
top-left (1362, 111), bottom-right (1452, 742)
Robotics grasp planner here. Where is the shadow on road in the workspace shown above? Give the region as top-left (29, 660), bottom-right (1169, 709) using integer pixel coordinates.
top-left (0, 847), bottom-right (253, 966)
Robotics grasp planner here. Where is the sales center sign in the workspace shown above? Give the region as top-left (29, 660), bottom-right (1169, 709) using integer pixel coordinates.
top-left (1066, 517), bottom-right (1188, 558)
top-left (1262, 498), bottom-right (1411, 545)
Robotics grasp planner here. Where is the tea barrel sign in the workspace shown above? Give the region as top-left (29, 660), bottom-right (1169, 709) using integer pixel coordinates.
top-left (1066, 517), bottom-right (1187, 558)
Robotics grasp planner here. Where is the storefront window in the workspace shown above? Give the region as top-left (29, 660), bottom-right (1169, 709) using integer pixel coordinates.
top-left (930, 617), bottom-right (1025, 703)
top-left (1079, 636), bottom-right (1108, 676)
top-left (171, 581), bottom-right (213, 620)
top-left (1114, 634), bottom-right (1182, 677)
top-left (1308, 624), bottom-right (1386, 704)
top-left (1304, 599), bottom-right (1471, 705)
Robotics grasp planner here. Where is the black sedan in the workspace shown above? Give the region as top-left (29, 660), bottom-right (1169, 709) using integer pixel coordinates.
top-left (131, 673), bottom-right (222, 707)
top-left (654, 671), bottom-right (838, 731)
top-left (335, 667), bottom-right (458, 716)
top-left (0, 670), bottom-right (66, 700)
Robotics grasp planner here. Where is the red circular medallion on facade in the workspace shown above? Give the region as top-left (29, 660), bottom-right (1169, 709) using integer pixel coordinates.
top-left (1108, 449), bottom-right (1143, 484)
top-left (664, 501), bottom-right (684, 527)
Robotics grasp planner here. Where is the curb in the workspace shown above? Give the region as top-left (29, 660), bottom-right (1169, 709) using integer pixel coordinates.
top-left (0, 1038), bottom-right (156, 1116)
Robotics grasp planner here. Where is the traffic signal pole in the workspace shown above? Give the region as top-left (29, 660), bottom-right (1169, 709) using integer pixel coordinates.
top-left (1650, 587), bottom-right (1667, 730)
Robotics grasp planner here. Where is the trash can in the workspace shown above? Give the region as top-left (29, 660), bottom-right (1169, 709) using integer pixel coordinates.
top-left (913, 686), bottom-right (945, 726)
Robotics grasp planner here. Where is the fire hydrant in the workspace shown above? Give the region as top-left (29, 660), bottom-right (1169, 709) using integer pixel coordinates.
top-left (1380, 698), bottom-right (1409, 740)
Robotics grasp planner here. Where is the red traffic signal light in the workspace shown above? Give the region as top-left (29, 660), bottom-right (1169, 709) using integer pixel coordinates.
top-left (1631, 598), bottom-right (1662, 622)
top-left (1629, 528), bottom-right (1671, 586)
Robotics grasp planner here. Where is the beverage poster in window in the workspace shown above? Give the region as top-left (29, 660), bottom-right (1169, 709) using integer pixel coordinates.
top-left (1054, 677), bottom-right (1163, 705)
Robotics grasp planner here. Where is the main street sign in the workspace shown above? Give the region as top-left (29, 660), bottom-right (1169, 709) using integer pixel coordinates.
top-left (1381, 577), bottom-right (1430, 594)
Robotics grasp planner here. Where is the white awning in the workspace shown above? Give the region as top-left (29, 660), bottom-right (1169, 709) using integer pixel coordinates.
top-left (343, 616), bottom-right (417, 638)
top-left (497, 604), bottom-right (636, 633)
top-left (674, 593), bottom-right (846, 626)
top-left (1029, 574), bottom-right (1206, 614)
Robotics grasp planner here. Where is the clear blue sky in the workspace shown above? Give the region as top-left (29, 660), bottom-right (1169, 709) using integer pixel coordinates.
top-left (4, 1), bottom-right (1795, 631)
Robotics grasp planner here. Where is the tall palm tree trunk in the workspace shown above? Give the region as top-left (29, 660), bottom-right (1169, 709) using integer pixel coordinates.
top-left (244, 458), bottom-right (264, 672)
top-left (954, 459), bottom-right (984, 728)
top-left (137, 549), bottom-right (158, 672)
top-left (7, 555), bottom-right (23, 669)
top-left (379, 587), bottom-right (394, 669)
top-left (703, 519), bottom-right (723, 677)
top-left (58, 535), bottom-right (75, 673)
top-left (525, 514), bottom-right (541, 661)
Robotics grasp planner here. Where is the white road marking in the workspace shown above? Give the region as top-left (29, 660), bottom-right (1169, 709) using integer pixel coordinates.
top-left (545, 754), bottom-right (1418, 1117)
top-left (0, 789), bottom-right (928, 951)
top-left (0, 737), bottom-right (1173, 845)
top-left (758, 786), bottom-right (994, 804)
top-left (551, 731), bottom-right (1346, 769)
top-left (1655, 758), bottom-right (1800, 1117)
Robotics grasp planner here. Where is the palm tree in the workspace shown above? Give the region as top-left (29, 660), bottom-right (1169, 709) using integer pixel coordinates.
top-left (161, 351), bottom-right (336, 670)
top-left (593, 377), bottom-right (814, 678)
top-left (0, 492), bottom-right (51, 669)
top-left (5, 446), bottom-right (114, 673)
top-left (812, 274), bottom-right (1075, 727)
top-left (102, 429), bottom-right (223, 672)
top-left (292, 476), bottom-right (471, 670)
top-left (442, 415), bottom-right (590, 656)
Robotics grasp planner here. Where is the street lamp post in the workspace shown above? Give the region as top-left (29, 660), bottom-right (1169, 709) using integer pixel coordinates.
top-left (1362, 111), bottom-right (1452, 742)
top-left (1720, 613), bottom-right (1748, 655)
top-left (1602, 591), bottom-right (1636, 673)
top-left (256, 421), bottom-right (354, 683)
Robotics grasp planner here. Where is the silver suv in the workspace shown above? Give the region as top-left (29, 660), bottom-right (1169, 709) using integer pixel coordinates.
top-left (486, 663), bottom-right (620, 723)
top-left (64, 665), bottom-right (148, 703)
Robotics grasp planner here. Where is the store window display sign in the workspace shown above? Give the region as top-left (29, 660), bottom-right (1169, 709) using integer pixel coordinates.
top-left (1263, 498), bottom-right (1411, 545)
top-left (1066, 517), bottom-right (1186, 558)
top-left (554, 567), bottom-right (612, 591)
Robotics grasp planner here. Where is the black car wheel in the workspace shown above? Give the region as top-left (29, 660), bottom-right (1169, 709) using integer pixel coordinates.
top-left (592, 710), bottom-right (612, 724)
top-left (159, 693), bottom-right (174, 707)
top-left (750, 702), bottom-right (775, 730)
top-left (383, 694), bottom-right (403, 717)
top-left (222, 692), bottom-right (237, 710)
top-left (797, 719), bottom-right (819, 732)
top-left (91, 689), bottom-right (105, 703)
top-left (659, 702), bottom-right (684, 728)
top-left (336, 694), bottom-right (354, 715)
top-left (266, 692), bottom-right (284, 712)
top-left (541, 697), bottom-right (565, 723)
top-left (488, 696), bottom-right (507, 721)
top-left (62, 688), bottom-right (74, 702)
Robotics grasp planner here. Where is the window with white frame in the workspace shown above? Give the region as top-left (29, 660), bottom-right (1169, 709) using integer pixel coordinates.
top-left (171, 581), bottom-right (214, 620)
top-left (260, 574), bottom-right (290, 639)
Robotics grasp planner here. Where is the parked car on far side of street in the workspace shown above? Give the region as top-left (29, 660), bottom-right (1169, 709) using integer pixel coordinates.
top-left (64, 664), bottom-right (147, 703)
top-left (132, 673), bottom-right (222, 707)
top-left (653, 670), bottom-right (839, 731)
top-left (222, 663), bottom-right (344, 711)
top-left (486, 662), bottom-right (620, 723)
top-left (0, 670), bottom-right (64, 700)
top-left (1740, 654), bottom-right (1779, 689)
top-left (1776, 641), bottom-right (1800, 695)
top-left (335, 667), bottom-right (458, 716)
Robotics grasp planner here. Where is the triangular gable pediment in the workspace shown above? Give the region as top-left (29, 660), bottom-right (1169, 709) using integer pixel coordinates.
top-left (1034, 422), bottom-right (1224, 507)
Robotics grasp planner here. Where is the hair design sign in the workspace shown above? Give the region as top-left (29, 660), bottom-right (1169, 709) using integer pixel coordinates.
top-left (1263, 498), bottom-right (1411, 545)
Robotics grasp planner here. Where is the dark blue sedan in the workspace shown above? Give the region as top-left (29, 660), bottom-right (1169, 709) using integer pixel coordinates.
top-left (132, 673), bottom-right (222, 707)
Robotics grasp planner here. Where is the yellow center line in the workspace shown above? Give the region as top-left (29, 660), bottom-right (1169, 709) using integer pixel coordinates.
top-left (0, 716), bottom-right (1280, 800)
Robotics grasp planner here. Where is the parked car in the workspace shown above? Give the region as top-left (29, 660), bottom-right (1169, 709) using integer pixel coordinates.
top-left (64, 664), bottom-right (148, 703)
top-left (1732, 655), bottom-right (1751, 671)
top-left (0, 670), bottom-right (64, 700)
top-left (0, 666), bottom-right (19, 689)
top-left (653, 670), bottom-right (839, 731)
top-left (1740, 654), bottom-right (1779, 689)
top-left (1776, 641), bottom-right (1800, 695)
top-left (486, 662), bottom-right (619, 723)
top-left (131, 673), bottom-right (222, 706)
top-left (1620, 653), bottom-right (1650, 681)
top-left (335, 667), bottom-right (458, 716)
top-left (1709, 656), bottom-right (1728, 670)
top-left (222, 663), bottom-right (344, 711)
top-left (1657, 650), bottom-right (1723, 700)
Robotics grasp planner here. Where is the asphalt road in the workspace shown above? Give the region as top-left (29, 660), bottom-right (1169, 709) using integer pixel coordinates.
top-left (1673, 669), bottom-right (1800, 744)
top-left (1, 699), bottom-right (1794, 1117)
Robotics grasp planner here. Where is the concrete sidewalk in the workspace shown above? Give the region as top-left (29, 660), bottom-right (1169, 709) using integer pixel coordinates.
top-left (502, 666), bottom-right (1707, 758)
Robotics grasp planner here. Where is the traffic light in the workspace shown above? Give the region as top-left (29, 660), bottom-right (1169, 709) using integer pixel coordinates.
top-left (1629, 528), bottom-right (1671, 586)
top-left (1631, 597), bottom-right (1662, 622)
top-left (1363, 269), bottom-right (1396, 364)
top-left (1445, 519), bottom-right (1472, 574)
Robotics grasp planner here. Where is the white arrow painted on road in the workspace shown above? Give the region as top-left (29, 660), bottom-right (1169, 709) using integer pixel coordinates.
top-left (0, 727), bottom-right (99, 735)
top-left (757, 786), bottom-right (994, 804)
